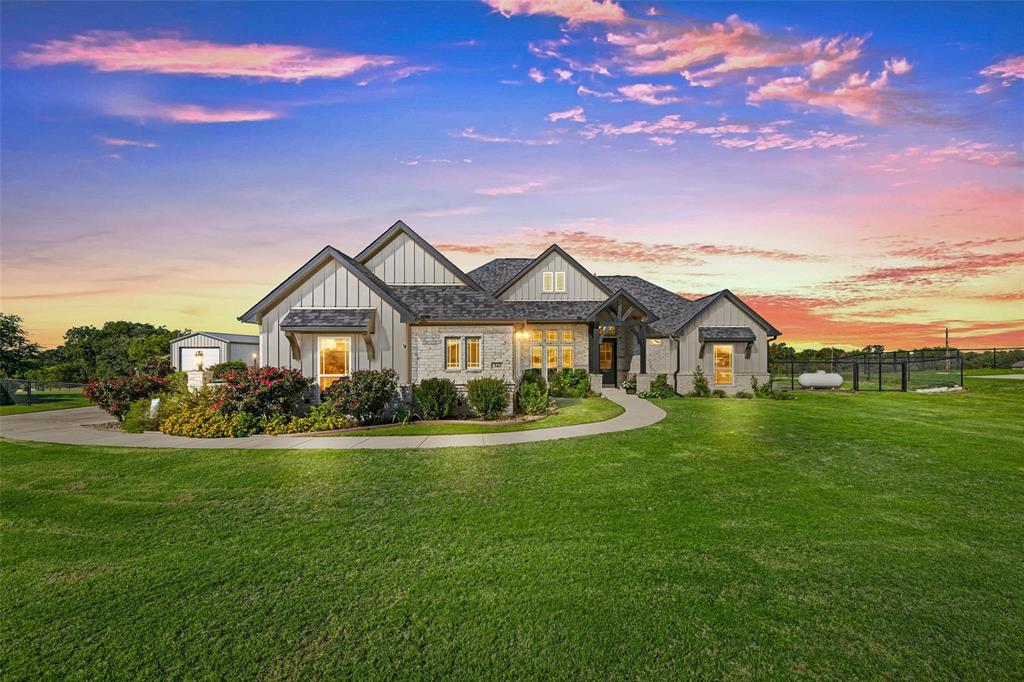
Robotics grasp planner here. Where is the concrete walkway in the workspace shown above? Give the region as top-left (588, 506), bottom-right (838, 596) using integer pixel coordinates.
top-left (965, 374), bottom-right (1024, 380)
top-left (0, 389), bottom-right (665, 450)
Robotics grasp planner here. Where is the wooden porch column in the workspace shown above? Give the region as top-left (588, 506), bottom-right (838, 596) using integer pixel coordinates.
top-left (590, 326), bottom-right (602, 373)
top-left (637, 325), bottom-right (647, 374)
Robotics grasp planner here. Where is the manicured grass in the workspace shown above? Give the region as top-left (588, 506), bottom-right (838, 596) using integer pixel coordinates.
top-left (335, 396), bottom-right (624, 436)
top-left (0, 390), bottom-right (89, 415)
top-left (2, 380), bottom-right (1022, 678)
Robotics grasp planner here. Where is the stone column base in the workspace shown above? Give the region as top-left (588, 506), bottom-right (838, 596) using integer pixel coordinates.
top-left (636, 374), bottom-right (653, 393)
top-left (589, 374), bottom-right (603, 395)
top-left (186, 370), bottom-right (206, 393)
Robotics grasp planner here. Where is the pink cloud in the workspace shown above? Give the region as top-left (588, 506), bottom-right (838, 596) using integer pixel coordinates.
top-left (607, 14), bottom-right (867, 87)
top-left (616, 83), bottom-right (686, 105)
top-left (458, 128), bottom-right (559, 145)
top-left (483, 0), bottom-right (627, 24)
top-left (748, 58), bottom-right (913, 122)
top-left (475, 181), bottom-right (544, 196)
top-left (578, 84), bottom-right (615, 98)
top-left (975, 55), bottom-right (1024, 93)
top-left (97, 136), bottom-right (158, 148)
top-left (553, 68), bottom-right (574, 81)
top-left (13, 30), bottom-right (396, 82)
top-left (716, 130), bottom-right (861, 152)
top-left (580, 114), bottom-right (697, 139)
top-left (873, 140), bottom-right (1020, 170)
top-left (119, 102), bottom-right (280, 124)
top-left (528, 67), bottom-right (547, 83)
top-left (547, 106), bottom-right (586, 122)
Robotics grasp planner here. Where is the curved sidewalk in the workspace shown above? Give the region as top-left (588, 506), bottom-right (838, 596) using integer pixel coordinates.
top-left (0, 389), bottom-right (665, 450)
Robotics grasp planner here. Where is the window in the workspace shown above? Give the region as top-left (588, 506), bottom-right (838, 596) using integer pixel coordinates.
top-left (542, 271), bottom-right (554, 292)
top-left (562, 330), bottom-right (573, 343)
top-left (531, 346), bottom-right (543, 368)
top-left (446, 338), bottom-right (461, 370)
top-left (546, 330), bottom-right (558, 343)
top-left (714, 345), bottom-right (734, 385)
top-left (466, 337), bottom-right (482, 370)
top-left (547, 346), bottom-right (558, 369)
top-left (561, 346), bottom-right (574, 368)
top-left (599, 342), bottom-right (613, 370)
top-left (318, 337), bottom-right (351, 391)
top-left (531, 330), bottom-right (542, 343)
top-left (601, 325), bottom-right (616, 336)
top-left (554, 271), bottom-right (566, 292)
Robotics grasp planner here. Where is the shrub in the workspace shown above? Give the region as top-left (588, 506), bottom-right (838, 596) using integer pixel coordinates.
top-left (771, 390), bottom-right (796, 401)
top-left (622, 374), bottom-right (637, 393)
top-left (711, 389), bottom-right (727, 398)
top-left (209, 360), bottom-right (248, 380)
top-left (262, 405), bottom-right (353, 436)
top-left (158, 386), bottom-right (252, 438)
top-left (520, 368), bottom-right (547, 392)
top-left (122, 396), bottom-right (178, 433)
top-left (734, 390), bottom-right (753, 399)
top-left (687, 367), bottom-right (711, 398)
top-left (321, 369), bottom-right (398, 424)
top-left (549, 368), bottom-right (590, 398)
top-left (217, 366), bottom-right (311, 420)
top-left (466, 377), bottom-right (509, 420)
top-left (84, 375), bottom-right (167, 421)
top-left (750, 374), bottom-right (774, 398)
top-left (517, 381), bottom-right (549, 415)
top-left (413, 377), bottom-right (458, 420)
top-left (648, 374), bottom-right (676, 399)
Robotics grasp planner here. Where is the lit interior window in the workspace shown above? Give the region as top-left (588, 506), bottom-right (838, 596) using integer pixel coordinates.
top-left (714, 345), bottom-right (734, 385)
top-left (542, 271), bottom-right (554, 292)
top-left (319, 337), bottom-right (351, 391)
top-left (446, 338), bottom-right (461, 370)
top-left (561, 346), bottom-right (573, 368)
top-left (531, 346), bottom-right (543, 368)
top-left (547, 346), bottom-right (558, 368)
top-left (466, 337), bottom-right (481, 370)
top-left (531, 330), bottom-right (542, 342)
top-left (546, 330), bottom-right (558, 343)
top-left (562, 330), bottom-right (573, 343)
top-left (599, 342), bottom-right (613, 370)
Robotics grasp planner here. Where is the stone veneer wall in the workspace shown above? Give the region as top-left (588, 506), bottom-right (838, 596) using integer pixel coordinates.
top-left (410, 325), bottom-right (515, 385)
top-left (515, 323), bottom-right (590, 374)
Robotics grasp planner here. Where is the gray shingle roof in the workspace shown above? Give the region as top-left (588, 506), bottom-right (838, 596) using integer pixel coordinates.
top-left (389, 286), bottom-right (606, 322)
top-left (281, 308), bottom-right (375, 330)
top-left (699, 326), bottom-right (756, 342)
top-left (598, 276), bottom-right (707, 335)
top-left (467, 258), bottom-right (534, 294)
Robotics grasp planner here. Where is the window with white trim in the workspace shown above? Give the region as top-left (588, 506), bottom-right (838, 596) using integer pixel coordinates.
top-left (318, 337), bottom-right (351, 391)
top-left (531, 330), bottom-right (542, 343)
top-left (466, 337), bottom-right (482, 370)
top-left (547, 346), bottom-right (558, 369)
top-left (714, 344), bottom-right (734, 385)
top-left (546, 330), bottom-right (558, 343)
top-left (554, 271), bottom-right (566, 292)
top-left (531, 346), bottom-right (543, 368)
top-left (446, 338), bottom-right (461, 370)
top-left (562, 330), bottom-right (573, 343)
top-left (561, 346), bottom-right (574, 368)
top-left (542, 271), bottom-right (554, 292)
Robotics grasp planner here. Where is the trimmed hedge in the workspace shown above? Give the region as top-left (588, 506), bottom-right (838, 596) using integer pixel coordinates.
top-left (466, 377), bottom-right (509, 420)
top-left (413, 377), bottom-right (458, 420)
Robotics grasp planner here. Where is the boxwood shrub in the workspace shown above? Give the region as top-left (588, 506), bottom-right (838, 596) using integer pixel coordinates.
top-left (516, 381), bottom-right (548, 415)
top-left (413, 377), bottom-right (458, 420)
top-left (321, 369), bottom-right (398, 425)
top-left (466, 377), bottom-right (509, 420)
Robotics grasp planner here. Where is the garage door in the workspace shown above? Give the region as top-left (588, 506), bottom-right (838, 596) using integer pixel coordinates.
top-left (180, 347), bottom-right (221, 371)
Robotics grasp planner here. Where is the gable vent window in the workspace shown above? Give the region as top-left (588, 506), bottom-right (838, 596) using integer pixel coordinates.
top-left (446, 338), bottom-right (461, 370)
top-left (542, 271), bottom-right (554, 292)
top-left (466, 337), bottom-right (482, 370)
top-left (554, 271), bottom-right (566, 292)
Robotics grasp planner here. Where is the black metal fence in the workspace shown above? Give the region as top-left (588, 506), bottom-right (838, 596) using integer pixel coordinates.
top-left (0, 378), bottom-right (85, 405)
top-left (770, 350), bottom-right (963, 392)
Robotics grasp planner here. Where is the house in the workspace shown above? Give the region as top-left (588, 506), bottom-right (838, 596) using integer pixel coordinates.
top-left (170, 332), bottom-right (259, 372)
top-left (238, 221), bottom-right (780, 396)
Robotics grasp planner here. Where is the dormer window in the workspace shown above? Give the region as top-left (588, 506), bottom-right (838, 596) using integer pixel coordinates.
top-left (542, 271), bottom-right (566, 293)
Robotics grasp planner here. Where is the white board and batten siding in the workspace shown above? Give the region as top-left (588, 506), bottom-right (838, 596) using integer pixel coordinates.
top-left (499, 251), bottom-right (606, 301)
top-left (171, 333), bottom-right (258, 371)
top-left (677, 297), bottom-right (770, 393)
top-left (259, 259), bottom-right (411, 384)
top-left (364, 231), bottom-right (464, 285)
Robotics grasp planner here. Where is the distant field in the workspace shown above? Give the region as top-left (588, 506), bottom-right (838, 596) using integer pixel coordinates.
top-left (0, 390), bottom-right (89, 416)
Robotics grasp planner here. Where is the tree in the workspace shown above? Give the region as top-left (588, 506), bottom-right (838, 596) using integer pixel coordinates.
top-left (35, 321), bottom-right (187, 381)
top-left (0, 313), bottom-right (40, 377)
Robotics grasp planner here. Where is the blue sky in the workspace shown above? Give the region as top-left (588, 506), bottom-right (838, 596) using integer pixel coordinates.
top-left (1, 1), bottom-right (1021, 348)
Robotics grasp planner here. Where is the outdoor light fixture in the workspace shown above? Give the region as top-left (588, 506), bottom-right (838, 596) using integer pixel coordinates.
top-left (194, 350), bottom-right (204, 371)
top-left (252, 352), bottom-right (258, 366)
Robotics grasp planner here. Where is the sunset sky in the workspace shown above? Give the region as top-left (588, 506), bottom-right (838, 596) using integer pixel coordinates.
top-left (1, 1), bottom-right (1021, 350)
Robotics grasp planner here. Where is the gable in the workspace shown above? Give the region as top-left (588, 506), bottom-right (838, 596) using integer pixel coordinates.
top-left (682, 293), bottom-right (774, 338)
top-left (355, 220), bottom-right (479, 288)
top-left (496, 246), bottom-right (611, 302)
top-left (239, 247), bottom-right (415, 323)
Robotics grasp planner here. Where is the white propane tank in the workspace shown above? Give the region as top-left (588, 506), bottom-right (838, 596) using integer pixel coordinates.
top-left (798, 370), bottom-right (843, 389)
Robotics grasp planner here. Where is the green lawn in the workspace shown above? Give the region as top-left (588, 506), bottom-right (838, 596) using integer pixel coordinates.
top-left (0, 390), bottom-right (89, 415)
top-left (2, 380), bottom-right (1022, 678)
top-left (334, 396), bottom-right (624, 436)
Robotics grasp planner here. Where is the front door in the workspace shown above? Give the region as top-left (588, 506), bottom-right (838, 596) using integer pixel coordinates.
top-left (600, 339), bottom-right (617, 386)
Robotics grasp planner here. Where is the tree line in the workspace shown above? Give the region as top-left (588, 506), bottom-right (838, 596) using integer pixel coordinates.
top-left (0, 313), bottom-right (186, 382)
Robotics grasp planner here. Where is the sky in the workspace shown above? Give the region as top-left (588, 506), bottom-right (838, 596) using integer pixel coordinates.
top-left (1, 1), bottom-right (1021, 350)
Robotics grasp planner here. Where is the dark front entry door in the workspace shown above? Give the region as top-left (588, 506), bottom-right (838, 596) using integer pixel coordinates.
top-left (599, 339), bottom-right (617, 386)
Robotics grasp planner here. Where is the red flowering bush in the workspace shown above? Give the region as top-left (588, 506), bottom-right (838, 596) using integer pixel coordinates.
top-left (84, 375), bottom-right (167, 422)
top-left (217, 366), bottom-right (312, 420)
top-left (321, 369), bottom-right (398, 424)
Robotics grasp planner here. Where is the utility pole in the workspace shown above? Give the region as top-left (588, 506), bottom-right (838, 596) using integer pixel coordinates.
top-left (945, 327), bottom-right (949, 372)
